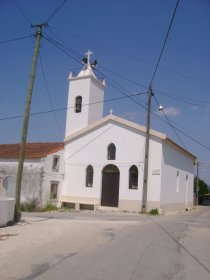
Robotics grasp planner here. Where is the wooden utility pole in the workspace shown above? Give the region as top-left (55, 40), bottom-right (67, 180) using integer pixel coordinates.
top-left (14, 24), bottom-right (47, 222)
top-left (141, 86), bottom-right (153, 213)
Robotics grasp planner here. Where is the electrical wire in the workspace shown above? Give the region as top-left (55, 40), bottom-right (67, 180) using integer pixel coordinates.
top-left (41, 37), bottom-right (210, 151)
top-left (45, 0), bottom-right (70, 23)
top-left (13, 0), bottom-right (32, 25)
top-left (162, 114), bottom-right (210, 148)
top-left (44, 30), bottom-right (210, 108)
top-left (153, 94), bottom-right (187, 149)
top-left (64, 116), bottom-right (120, 162)
top-left (99, 64), bottom-right (147, 90)
top-left (39, 52), bottom-right (64, 137)
top-left (149, 0), bottom-right (180, 86)
top-left (42, 34), bottom-right (82, 65)
top-left (0, 35), bottom-right (34, 44)
top-left (155, 90), bottom-right (210, 108)
top-left (42, 33), bottom-right (150, 112)
top-left (48, 25), bottom-right (210, 88)
top-left (0, 92), bottom-right (146, 122)
top-left (3, 32), bottom-right (208, 152)
top-left (40, 37), bottom-right (210, 151)
top-left (97, 68), bottom-right (210, 151)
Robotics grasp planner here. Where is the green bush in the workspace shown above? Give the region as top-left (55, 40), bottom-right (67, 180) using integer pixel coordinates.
top-left (21, 198), bottom-right (39, 212)
top-left (148, 208), bottom-right (159, 215)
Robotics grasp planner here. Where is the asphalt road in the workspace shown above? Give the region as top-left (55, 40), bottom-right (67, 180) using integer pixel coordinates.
top-left (0, 207), bottom-right (210, 280)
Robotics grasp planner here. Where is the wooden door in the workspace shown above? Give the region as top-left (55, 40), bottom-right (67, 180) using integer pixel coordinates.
top-left (101, 165), bottom-right (119, 207)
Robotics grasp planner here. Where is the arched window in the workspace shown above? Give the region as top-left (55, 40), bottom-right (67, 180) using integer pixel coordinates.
top-left (75, 96), bottom-right (82, 113)
top-left (86, 165), bottom-right (93, 187)
top-left (129, 165), bottom-right (138, 189)
top-left (107, 143), bottom-right (116, 160)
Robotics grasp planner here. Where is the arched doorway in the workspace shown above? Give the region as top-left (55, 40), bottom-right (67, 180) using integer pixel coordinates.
top-left (101, 164), bottom-right (120, 207)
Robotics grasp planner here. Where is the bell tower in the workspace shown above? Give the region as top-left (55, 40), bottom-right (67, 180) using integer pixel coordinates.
top-left (65, 51), bottom-right (105, 138)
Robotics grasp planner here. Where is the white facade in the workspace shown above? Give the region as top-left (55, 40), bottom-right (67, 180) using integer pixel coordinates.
top-left (0, 149), bottom-right (64, 207)
top-left (61, 60), bottom-right (196, 214)
top-left (62, 115), bottom-right (195, 213)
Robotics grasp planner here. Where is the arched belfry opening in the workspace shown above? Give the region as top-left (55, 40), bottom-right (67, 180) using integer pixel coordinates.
top-left (75, 96), bottom-right (82, 113)
top-left (101, 164), bottom-right (120, 207)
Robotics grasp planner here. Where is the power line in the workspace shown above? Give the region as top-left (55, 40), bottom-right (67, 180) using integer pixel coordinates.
top-left (42, 34), bottom-right (82, 65)
top-left (0, 92), bottom-right (146, 122)
top-left (45, 0), bottom-right (70, 23)
top-left (0, 35), bottom-right (34, 44)
top-left (155, 90), bottom-right (210, 108)
top-left (95, 68), bottom-right (148, 112)
top-left (17, 32), bottom-right (210, 152)
top-left (97, 69), bottom-right (210, 151)
top-left (43, 31), bottom-right (210, 110)
top-left (46, 28), bottom-right (83, 60)
top-left (99, 64), bottom-right (147, 90)
top-left (39, 52), bottom-right (64, 137)
top-left (156, 109), bottom-right (210, 148)
top-left (44, 31), bottom-right (210, 109)
top-left (48, 25), bottom-right (210, 88)
top-left (153, 95), bottom-right (187, 149)
top-left (149, 0), bottom-right (180, 86)
top-left (64, 116), bottom-right (120, 162)
top-left (14, 0), bottom-right (32, 25)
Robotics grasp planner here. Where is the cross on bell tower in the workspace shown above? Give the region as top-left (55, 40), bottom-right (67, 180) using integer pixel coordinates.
top-left (85, 50), bottom-right (93, 65)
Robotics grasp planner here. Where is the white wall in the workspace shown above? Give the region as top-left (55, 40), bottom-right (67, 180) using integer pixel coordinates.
top-left (147, 136), bottom-right (163, 202)
top-left (0, 158), bottom-right (43, 204)
top-left (42, 150), bottom-right (64, 205)
top-left (0, 150), bottom-right (64, 207)
top-left (160, 142), bottom-right (194, 209)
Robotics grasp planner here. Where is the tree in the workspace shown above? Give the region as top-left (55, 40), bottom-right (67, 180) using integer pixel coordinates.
top-left (194, 177), bottom-right (209, 204)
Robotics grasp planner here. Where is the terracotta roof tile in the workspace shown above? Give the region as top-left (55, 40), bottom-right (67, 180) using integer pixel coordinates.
top-left (0, 142), bottom-right (64, 158)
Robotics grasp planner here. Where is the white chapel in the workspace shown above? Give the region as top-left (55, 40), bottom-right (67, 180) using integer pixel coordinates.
top-left (60, 51), bottom-right (196, 213)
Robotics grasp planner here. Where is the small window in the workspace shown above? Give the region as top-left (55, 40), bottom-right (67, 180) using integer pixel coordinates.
top-left (107, 143), bottom-right (116, 160)
top-left (129, 165), bottom-right (138, 189)
top-left (75, 96), bottom-right (82, 113)
top-left (52, 156), bottom-right (60, 172)
top-left (86, 165), bottom-right (93, 187)
top-left (50, 182), bottom-right (58, 199)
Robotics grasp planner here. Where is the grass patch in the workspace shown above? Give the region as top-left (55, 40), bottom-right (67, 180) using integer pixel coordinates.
top-left (21, 198), bottom-right (39, 212)
top-left (148, 208), bottom-right (159, 215)
top-left (21, 199), bottom-right (58, 212)
top-left (39, 203), bottom-right (58, 212)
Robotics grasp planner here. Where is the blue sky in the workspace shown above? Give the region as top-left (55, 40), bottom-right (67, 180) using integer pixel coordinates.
top-left (0, 0), bottom-right (210, 183)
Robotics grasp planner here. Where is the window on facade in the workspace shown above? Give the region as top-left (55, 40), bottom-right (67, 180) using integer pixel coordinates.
top-left (129, 165), bottom-right (138, 189)
top-left (176, 171), bottom-right (180, 192)
top-left (50, 182), bottom-right (58, 199)
top-left (86, 165), bottom-right (93, 187)
top-left (52, 156), bottom-right (60, 172)
top-left (75, 96), bottom-right (82, 113)
top-left (107, 143), bottom-right (116, 160)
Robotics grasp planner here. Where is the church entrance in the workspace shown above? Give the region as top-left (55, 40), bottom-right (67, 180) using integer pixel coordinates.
top-left (101, 164), bottom-right (120, 207)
